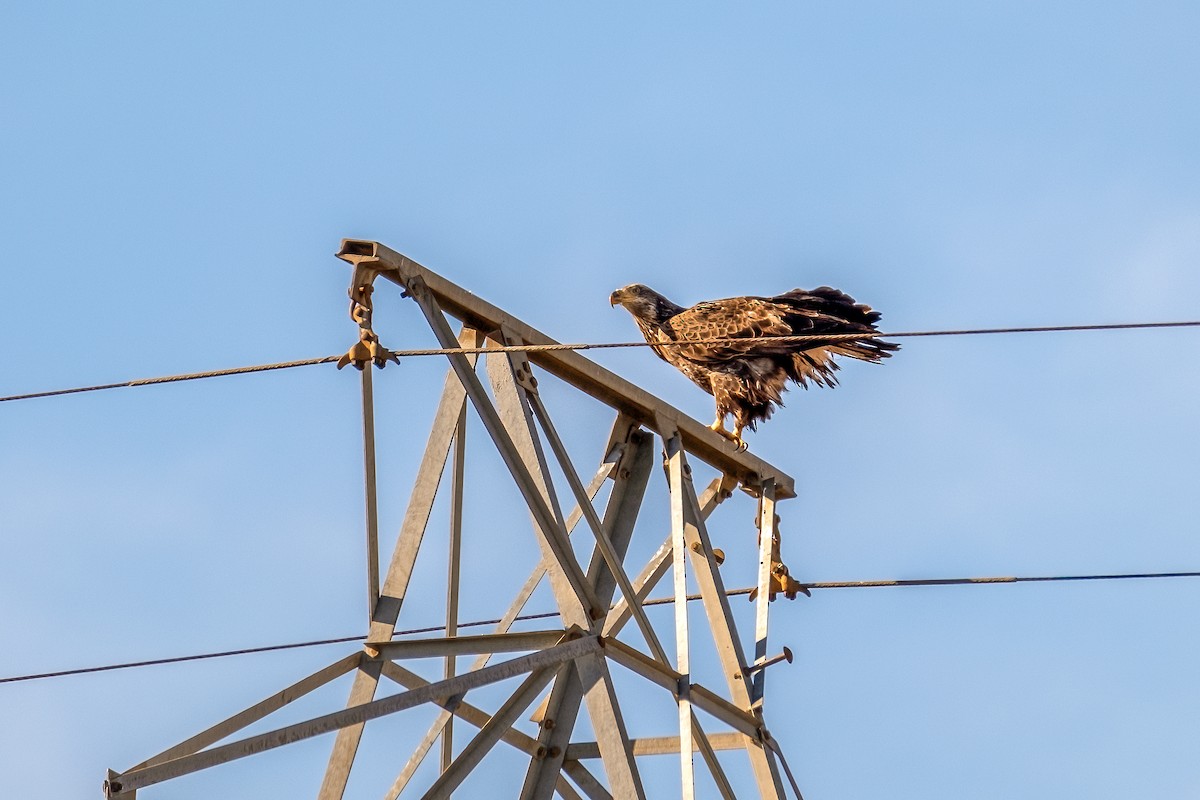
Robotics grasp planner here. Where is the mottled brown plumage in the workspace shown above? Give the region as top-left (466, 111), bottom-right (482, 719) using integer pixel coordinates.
top-left (610, 283), bottom-right (898, 449)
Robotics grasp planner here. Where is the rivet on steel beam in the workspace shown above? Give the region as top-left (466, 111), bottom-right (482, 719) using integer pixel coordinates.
top-left (743, 647), bottom-right (793, 678)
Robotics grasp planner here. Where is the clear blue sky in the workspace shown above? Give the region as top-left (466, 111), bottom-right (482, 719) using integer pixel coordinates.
top-left (2, 2), bottom-right (1198, 798)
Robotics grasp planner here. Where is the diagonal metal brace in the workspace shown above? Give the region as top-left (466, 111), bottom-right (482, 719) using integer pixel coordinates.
top-left (104, 636), bottom-right (602, 797)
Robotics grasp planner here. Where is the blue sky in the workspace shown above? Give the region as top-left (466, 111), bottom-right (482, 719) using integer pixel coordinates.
top-left (2, 2), bottom-right (1198, 798)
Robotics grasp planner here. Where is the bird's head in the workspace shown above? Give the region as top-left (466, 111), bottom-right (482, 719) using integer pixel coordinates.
top-left (610, 284), bottom-right (681, 324)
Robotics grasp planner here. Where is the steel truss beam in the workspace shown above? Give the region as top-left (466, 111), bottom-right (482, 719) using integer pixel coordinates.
top-left (335, 239), bottom-right (795, 500)
top-left (104, 242), bottom-right (801, 800)
top-left (108, 638), bottom-right (601, 796)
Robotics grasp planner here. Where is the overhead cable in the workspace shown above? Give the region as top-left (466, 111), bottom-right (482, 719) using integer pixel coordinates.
top-left (3, 570), bottom-right (1197, 686)
top-left (0, 357), bottom-right (338, 403)
top-left (2, 319), bottom-right (1198, 405)
top-left (386, 319), bottom-right (1200, 357)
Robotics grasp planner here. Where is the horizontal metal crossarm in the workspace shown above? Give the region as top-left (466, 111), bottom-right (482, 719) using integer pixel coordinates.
top-left (336, 239), bottom-right (796, 499)
top-left (105, 636), bottom-right (601, 796)
top-left (566, 732), bottom-right (747, 760)
top-left (366, 629), bottom-right (571, 660)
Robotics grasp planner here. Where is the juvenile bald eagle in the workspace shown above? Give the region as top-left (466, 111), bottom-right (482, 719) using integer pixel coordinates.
top-left (610, 284), bottom-right (897, 450)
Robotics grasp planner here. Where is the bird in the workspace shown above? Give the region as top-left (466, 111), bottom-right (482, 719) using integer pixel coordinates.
top-left (609, 283), bottom-right (898, 451)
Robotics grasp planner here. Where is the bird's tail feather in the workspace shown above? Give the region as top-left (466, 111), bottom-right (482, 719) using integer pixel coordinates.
top-left (773, 287), bottom-right (899, 364)
top-left (776, 286), bottom-right (883, 327)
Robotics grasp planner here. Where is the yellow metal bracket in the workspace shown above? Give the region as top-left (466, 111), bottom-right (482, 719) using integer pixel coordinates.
top-left (749, 512), bottom-right (811, 601)
top-left (338, 266), bottom-right (400, 371)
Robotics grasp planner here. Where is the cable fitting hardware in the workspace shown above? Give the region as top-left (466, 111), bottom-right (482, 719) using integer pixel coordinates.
top-left (747, 561), bottom-right (810, 601)
top-left (749, 513), bottom-right (810, 601)
top-left (338, 279), bottom-right (399, 371)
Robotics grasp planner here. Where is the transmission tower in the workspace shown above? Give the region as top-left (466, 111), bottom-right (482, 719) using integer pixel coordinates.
top-left (103, 240), bottom-right (805, 799)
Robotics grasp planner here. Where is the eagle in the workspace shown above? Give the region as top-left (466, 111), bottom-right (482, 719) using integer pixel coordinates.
top-left (610, 284), bottom-right (898, 450)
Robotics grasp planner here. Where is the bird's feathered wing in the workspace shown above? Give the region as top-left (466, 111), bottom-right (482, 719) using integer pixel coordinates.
top-left (611, 281), bottom-right (896, 446)
top-left (656, 287), bottom-right (897, 388)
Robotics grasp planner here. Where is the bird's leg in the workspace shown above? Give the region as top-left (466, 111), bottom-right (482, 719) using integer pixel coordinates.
top-left (709, 412), bottom-right (748, 451)
top-left (709, 412), bottom-right (734, 440)
top-left (731, 423), bottom-right (748, 452)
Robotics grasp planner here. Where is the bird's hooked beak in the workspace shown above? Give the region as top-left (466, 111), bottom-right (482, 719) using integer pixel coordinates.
top-left (609, 290), bottom-right (621, 307)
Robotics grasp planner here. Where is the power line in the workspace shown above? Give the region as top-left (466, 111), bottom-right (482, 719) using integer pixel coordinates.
top-left (0, 356), bottom-right (338, 403)
top-left (2, 319), bottom-right (1198, 405)
top-left (0, 634), bottom-right (368, 685)
top-left (789, 570), bottom-right (1200, 589)
top-left (389, 319), bottom-right (1200, 357)
top-left (3, 570), bottom-right (1196, 686)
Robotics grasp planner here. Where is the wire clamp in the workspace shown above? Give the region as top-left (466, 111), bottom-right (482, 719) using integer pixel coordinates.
top-left (750, 512), bottom-right (810, 601)
top-left (338, 273), bottom-right (399, 371)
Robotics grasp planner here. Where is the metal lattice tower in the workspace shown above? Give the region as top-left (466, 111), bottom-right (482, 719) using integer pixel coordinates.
top-left (104, 240), bottom-right (805, 799)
